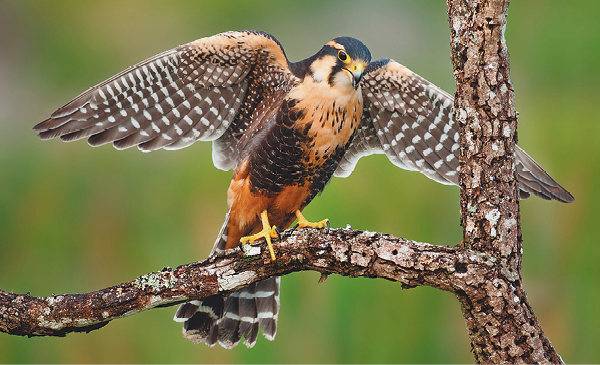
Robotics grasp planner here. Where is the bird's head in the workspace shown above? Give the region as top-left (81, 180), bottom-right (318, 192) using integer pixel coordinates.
top-left (309, 37), bottom-right (371, 90)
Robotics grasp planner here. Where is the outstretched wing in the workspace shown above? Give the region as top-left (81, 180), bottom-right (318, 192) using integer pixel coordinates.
top-left (335, 58), bottom-right (457, 184)
top-left (34, 30), bottom-right (292, 160)
top-left (336, 58), bottom-right (574, 203)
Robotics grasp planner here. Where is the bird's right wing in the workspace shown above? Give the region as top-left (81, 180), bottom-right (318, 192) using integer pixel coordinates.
top-left (34, 30), bottom-right (293, 169)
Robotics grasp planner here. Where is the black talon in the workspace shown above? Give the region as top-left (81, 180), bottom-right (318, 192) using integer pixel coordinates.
top-left (290, 223), bottom-right (300, 234)
top-left (325, 220), bottom-right (330, 234)
top-left (275, 227), bottom-right (282, 240)
top-left (318, 273), bottom-right (329, 283)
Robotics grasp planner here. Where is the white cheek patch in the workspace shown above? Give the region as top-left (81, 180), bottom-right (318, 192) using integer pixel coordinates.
top-left (312, 68), bottom-right (328, 82)
top-left (310, 56), bottom-right (335, 82)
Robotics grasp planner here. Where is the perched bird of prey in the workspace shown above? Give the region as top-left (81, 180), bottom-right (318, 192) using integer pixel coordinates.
top-left (34, 30), bottom-right (574, 349)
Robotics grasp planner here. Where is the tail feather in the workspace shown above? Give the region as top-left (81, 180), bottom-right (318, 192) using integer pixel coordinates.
top-left (237, 282), bottom-right (260, 345)
top-left (177, 296), bottom-right (223, 346)
top-left (174, 210), bottom-right (281, 348)
top-left (218, 292), bottom-right (242, 348)
top-left (255, 277), bottom-right (280, 340)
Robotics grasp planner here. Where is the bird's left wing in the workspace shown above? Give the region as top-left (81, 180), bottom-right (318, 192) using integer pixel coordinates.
top-left (337, 58), bottom-right (574, 203)
top-left (334, 58), bottom-right (458, 185)
top-left (34, 30), bottom-right (291, 155)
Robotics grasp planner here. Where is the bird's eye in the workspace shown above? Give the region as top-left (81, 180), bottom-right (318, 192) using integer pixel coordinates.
top-left (338, 50), bottom-right (349, 62)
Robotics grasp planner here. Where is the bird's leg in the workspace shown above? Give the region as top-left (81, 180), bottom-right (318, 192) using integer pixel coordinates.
top-left (291, 210), bottom-right (330, 233)
top-left (240, 210), bottom-right (279, 261)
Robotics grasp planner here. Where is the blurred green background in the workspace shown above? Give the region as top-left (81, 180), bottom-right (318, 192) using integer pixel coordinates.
top-left (0, 0), bottom-right (598, 363)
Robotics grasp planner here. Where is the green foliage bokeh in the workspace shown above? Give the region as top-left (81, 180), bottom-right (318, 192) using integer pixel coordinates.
top-left (0, 0), bottom-right (598, 363)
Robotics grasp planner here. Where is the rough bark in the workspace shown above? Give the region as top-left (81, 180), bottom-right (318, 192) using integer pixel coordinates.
top-left (448, 0), bottom-right (563, 363)
top-left (1, 227), bottom-right (495, 338)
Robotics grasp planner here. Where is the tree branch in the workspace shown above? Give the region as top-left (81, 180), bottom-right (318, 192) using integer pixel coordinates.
top-left (1, 227), bottom-right (494, 338)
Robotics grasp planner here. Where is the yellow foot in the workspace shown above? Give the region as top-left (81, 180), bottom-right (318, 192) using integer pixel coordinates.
top-left (240, 210), bottom-right (279, 261)
top-left (291, 210), bottom-right (330, 232)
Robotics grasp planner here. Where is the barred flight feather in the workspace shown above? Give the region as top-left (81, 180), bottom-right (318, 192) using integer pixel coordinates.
top-left (33, 31), bottom-right (288, 156)
top-left (344, 58), bottom-right (574, 202)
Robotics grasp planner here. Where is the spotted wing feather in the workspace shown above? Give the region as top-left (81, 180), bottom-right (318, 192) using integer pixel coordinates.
top-left (34, 30), bottom-right (290, 157)
top-left (346, 58), bottom-right (573, 202)
top-left (336, 59), bottom-right (458, 184)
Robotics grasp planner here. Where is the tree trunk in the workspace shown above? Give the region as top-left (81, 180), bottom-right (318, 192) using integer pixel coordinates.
top-left (447, 0), bottom-right (563, 362)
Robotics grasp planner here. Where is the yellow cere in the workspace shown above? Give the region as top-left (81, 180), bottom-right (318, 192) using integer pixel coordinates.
top-left (351, 62), bottom-right (364, 72)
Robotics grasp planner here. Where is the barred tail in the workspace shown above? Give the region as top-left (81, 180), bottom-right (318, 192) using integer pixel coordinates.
top-left (173, 211), bottom-right (281, 348)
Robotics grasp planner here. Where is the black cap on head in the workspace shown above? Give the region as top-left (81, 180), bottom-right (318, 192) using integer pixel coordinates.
top-left (330, 36), bottom-right (371, 62)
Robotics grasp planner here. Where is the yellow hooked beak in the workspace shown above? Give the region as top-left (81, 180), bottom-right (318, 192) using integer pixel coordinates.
top-left (343, 61), bottom-right (365, 89)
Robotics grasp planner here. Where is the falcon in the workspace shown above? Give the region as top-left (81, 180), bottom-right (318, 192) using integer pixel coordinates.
top-left (34, 30), bottom-right (574, 349)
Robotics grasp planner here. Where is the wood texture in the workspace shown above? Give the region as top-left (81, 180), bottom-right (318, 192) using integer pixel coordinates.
top-left (448, 0), bottom-right (563, 362)
top-left (1, 228), bottom-right (492, 337)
